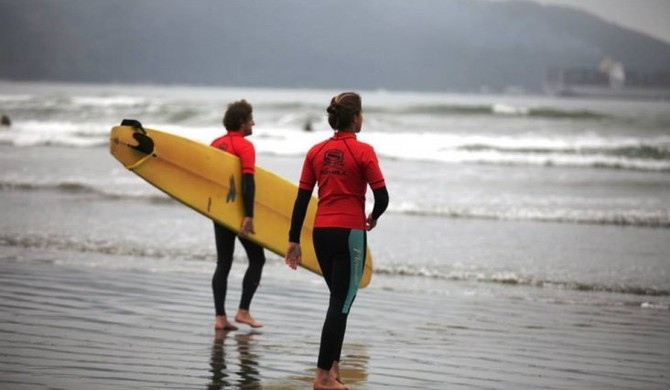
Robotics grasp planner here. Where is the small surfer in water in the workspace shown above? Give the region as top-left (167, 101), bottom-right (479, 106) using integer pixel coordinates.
top-left (210, 99), bottom-right (265, 331)
top-left (285, 92), bottom-right (389, 390)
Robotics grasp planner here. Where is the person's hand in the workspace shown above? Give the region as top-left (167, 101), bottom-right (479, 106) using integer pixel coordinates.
top-left (239, 217), bottom-right (255, 238)
top-left (285, 242), bottom-right (302, 270)
top-left (366, 214), bottom-right (378, 231)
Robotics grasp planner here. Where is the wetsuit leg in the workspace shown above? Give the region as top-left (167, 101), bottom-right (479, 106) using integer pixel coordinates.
top-left (212, 222), bottom-right (236, 316)
top-left (237, 236), bottom-right (266, 310)
top-left (313, 228), bottom-right (366, 371)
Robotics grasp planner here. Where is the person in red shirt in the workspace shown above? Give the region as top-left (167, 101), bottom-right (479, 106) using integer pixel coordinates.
top-left (285, 92), bottom-right (389, 390)
top-left (210, 100), bottom-right (265, 331)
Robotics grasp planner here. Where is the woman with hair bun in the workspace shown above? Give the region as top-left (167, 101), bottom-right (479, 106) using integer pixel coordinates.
top-left (285, 92), bottom-right (389, 389)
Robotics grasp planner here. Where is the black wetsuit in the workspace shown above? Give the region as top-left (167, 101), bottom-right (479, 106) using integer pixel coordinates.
top-left (212, 221), bottom-right (265, 316)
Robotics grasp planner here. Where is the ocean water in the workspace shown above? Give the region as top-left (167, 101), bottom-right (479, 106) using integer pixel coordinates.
top-left (1, 80), bottom-right (669, 309)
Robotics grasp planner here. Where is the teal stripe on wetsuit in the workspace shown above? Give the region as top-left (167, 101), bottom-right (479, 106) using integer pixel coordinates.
top-left (343, 229), bottom-right (365, 314)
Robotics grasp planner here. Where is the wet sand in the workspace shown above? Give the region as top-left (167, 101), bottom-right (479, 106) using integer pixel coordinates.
top-left (1, 258), bottom-right (668, 389)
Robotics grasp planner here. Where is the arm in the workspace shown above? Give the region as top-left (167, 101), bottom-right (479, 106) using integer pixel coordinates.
top-left (239, 173), bottom-right (255, 237)
top-left (242, 173), bottom-right (255, 217)
top-left (285, 188), bottom-right (312, 269)
top-left (366, 186), bottom-right (389, 231)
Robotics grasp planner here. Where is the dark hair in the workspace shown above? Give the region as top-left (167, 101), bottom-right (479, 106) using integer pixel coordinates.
top-left (223, 99), bottom-right (253, 130)
top-left (327, 92), bottom-right (361, 130)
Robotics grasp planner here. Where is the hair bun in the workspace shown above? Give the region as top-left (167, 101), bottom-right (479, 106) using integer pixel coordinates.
top-left (326, 92), bottom-right (361, 130)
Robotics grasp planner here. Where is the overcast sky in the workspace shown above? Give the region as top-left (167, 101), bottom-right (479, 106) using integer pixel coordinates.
top-left (491, 0), bottom-right (670, 44)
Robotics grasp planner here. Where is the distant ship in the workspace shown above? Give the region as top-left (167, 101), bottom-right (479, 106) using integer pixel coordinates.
top-left (544, 57), bottom-right (670, 100)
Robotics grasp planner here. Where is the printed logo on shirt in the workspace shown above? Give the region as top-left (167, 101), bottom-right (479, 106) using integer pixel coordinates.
top-left (321, 149), bottom-right (347, 176)
top-left (324, 149), bottom-right (344, 166)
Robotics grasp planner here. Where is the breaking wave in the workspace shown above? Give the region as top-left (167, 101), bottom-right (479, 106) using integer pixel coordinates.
top-left (374, 264), bottom-right (670, 297)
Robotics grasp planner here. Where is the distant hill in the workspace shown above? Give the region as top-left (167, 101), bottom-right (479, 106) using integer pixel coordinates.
top-left (1, 0), bottom-right (670, 92)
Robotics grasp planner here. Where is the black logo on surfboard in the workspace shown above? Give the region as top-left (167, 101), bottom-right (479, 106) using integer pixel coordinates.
top-left (227, 175), bottom-right (236, 203)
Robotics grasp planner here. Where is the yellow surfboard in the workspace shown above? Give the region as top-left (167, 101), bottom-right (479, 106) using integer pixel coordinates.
top-left (109, 121), bottom-right (373, 288)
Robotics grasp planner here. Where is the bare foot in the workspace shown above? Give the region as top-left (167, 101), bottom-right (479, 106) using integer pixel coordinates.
top-left (235, 309), bottom-right (263, 328)
top-left (313, 368), bottom-right (349, 390)
top-left (312, 381), bottom-right (348, 390)
top-left (330, 361), bottom-right (344, 384)
top-left (214, 315), bottom-right (238, 331)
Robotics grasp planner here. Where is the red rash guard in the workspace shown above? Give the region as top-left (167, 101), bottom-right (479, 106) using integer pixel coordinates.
top-left (210, 131), bottom-right (256, 174)
top-left (299, 132), bottom-right (386, 230)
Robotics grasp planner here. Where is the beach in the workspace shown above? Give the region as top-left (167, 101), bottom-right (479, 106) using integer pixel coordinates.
top-left (2, 250), bottom-right (669, 389)
top-left (1, 81), bottom-right (670, 389)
